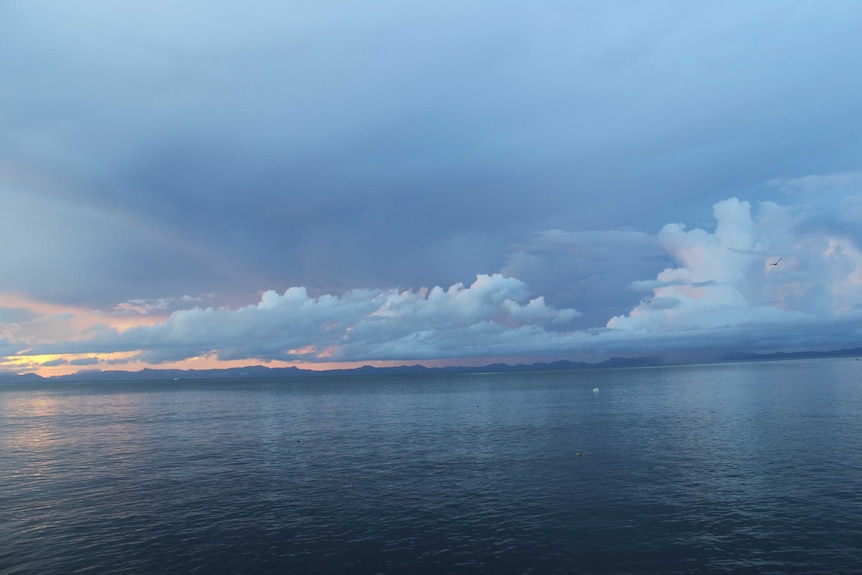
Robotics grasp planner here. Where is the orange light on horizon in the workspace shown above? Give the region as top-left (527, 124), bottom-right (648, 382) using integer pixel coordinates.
top-left (1, 351), bottom-right (143, 378)
top-left (4, 349), bottom-right (493, 378)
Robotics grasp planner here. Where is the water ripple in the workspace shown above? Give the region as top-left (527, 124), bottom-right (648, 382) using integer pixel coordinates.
top-left (2, 360), bottom-right (862, 573)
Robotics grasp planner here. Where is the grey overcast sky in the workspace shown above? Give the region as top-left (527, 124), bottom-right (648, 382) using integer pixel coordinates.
top-left (2, 1), bottom-right (862, 375)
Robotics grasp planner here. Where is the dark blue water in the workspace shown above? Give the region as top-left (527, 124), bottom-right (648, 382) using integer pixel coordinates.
top-left (2, 359), bottom-right (862, 574)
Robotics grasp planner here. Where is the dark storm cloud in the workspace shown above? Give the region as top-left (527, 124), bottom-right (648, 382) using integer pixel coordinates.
top-left (501, 230), bottom-right (672, 326)
top-left (3, 1), bottom-right (862, 310)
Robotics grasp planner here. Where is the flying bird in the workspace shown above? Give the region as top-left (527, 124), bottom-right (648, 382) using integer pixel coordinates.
top-left (770, 257), bottom-right (782, 266)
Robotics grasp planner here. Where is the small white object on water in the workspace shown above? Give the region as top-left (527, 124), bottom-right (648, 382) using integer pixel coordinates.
top-left (592, 387), bottom-right (600, 394)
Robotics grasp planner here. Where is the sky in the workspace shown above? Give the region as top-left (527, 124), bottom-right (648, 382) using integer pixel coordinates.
top-left (2, 1), bottom-right (862, 376)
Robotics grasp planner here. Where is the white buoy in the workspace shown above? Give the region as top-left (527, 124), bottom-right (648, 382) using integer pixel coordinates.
top-left (592, 387), bottom-right (600, 394)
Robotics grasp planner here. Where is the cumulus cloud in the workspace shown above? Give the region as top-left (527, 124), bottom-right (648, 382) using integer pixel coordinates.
top-left (608, 186), bottom-right (862, 341)
top-left (27, 274), bottom-right (584, 364)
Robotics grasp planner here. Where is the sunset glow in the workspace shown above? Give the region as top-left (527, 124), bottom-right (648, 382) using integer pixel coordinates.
top-left (2, 3), bottom-right (862, 381)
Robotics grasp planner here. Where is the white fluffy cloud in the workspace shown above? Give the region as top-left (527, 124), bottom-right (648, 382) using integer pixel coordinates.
top-left (608, 180), bottom-right (862, 340)
top-left (26, 274), bottom-right (583, 363)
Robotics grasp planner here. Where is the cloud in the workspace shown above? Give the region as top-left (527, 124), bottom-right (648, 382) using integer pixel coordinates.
top-left (112, 295), bottom-right (209, 316)
top-left (0, 181), bottom-right (260, 307)
top-left (4, 1), bottom-right (862, 313)
top-left (608, 186), bottom-right (862, 336)
top-left (769, 171), bottom-right (862, 247)
top-left (27, 274), bottom-right (583, 364)
top-left (0, 336), bottom-right (22, 357)
top-left (69, 357), bottom-right (101, 366)
top-left (5, 173), bottom-right (862, 372)
top-left (502, 229), bottom-right (671, 328)
top-left (770, 171), bottom-right (862, 198)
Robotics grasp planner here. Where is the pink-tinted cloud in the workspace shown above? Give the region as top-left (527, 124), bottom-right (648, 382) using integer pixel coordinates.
top-left (609, 180), bottom-right (862, 337)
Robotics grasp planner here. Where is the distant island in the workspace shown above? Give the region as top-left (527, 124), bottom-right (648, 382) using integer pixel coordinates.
top-left (3, 347), bottom-right (861, 384)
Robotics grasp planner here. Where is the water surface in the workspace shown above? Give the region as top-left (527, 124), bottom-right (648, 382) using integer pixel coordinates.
top-left (2, 359), bottom-right (861, 573)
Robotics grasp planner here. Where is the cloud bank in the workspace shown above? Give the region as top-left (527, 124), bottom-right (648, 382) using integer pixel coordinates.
top-left (23, 274), bottom-right (585, 365)
top-left (4, 174), bottom-right (862, 373)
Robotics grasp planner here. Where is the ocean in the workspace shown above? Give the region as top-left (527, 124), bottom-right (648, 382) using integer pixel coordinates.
top-left (2, 359), bottom-right (861, 574)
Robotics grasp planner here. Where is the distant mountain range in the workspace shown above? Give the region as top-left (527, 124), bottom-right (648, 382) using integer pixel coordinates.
top-left (3, 347), bottom-right (861, 384)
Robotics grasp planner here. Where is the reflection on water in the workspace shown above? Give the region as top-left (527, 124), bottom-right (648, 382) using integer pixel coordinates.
top-left (2, 359), bottom-right (862, 574)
